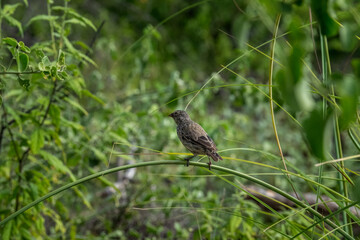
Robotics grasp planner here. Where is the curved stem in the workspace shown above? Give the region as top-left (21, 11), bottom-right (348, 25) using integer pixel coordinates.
top-left (0, 160), bottom-right (354, 239)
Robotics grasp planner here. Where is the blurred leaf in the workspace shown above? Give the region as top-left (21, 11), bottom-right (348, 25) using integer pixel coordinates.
top-left (39, 150), bottom-right (76, 180)
top-left (311, 0), bottom-right (338, 37)
top-left (17, 76), bottom-right (30, 90)
top-left (64, 97), bottom-right (88, 115)
top-left (63, 37), bottom-right (97, 66)
top-left (27, 183), bottom-right (39, 201)
top-left (2, 3), bottom-right (22, 15)
top-left (3, 13), bottom-right (23, 37)
top-left (2, 37), bottom-right (18, 47)
top-left (276, 17), bottom-right (314, 113)
top-left (20, 225), bottom-right (33, 239)
top-left (35, 50), bottom-right (45, 59)
top-left (5, 105), bottom-right (22, 133)
top-left (351, 177), bottom-right (360, 202)
top-left (73, 188), bottom-right (92, 209)
top-left (88, 145), bottom-right (107, 163)
top-left (0, 80), bottom-right (5, 89)
top-left (352, 59), bottom-right (360, 78)
top-left (18, 41), bottom-right (30, 53)
top-left (52, 6), bottom-right (97, 31)
top-left (64, 18), bottom-right (86, 27)
top-left (50, 66), bottom-right (57, 78)
top-left (18, 53), bottom-right (29, 72)
top-left (30, 128), bottom-right (45, 154)
top-left (42, 56), bottom-right (51, 67)
top-left (57, 51), bottom-right (66, 69)
top-left (25, 15), bottom-right (58, 27)
top-left (229, 209), bottom-right (242, 235)
top-left (302, 106), bottom-right (332, 160)
top-left (66, 77), bottom-right (85, 96)
top-left (2, 221), bottom-right (13, 240)
top-left (61, 117), bottom-right (85, 132)
top-left (81, 89), bottom-right (105, 105)
top-left (49, 104), bottom-right (61, 129)
top-left (339, 23), bottom-right (359, 52)
top-left (334, 75), bottom-right (359, 130)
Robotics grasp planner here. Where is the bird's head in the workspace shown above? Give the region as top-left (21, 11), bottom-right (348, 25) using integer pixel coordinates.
top-left (169, 110), bottom-right (191, 125)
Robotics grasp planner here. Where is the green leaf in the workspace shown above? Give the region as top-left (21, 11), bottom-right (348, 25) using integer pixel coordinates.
top-left (50, 66), bottom-right (57, 78)
top-left (18, 41), bottom-right (30, 53)
top-left (30, 128), bottom-right (45, 154)
top-left (66, 77), bottom-right (85, 96)
top-left (2, 3), bottom-right (22, 15)
top-left (17, 76), bottom-right (30, 90)
top-left (20, 227), bottom-right (33, 239)
top-left (2, 221), bottom-right (13, 240)
top-left (335, 75), bottom-right (359, 130)
top-left (64, 18), bottom-right (86, 27)
top-left (3, 15), bottom-right (23, 37)
top-left (49, 104), bottom-right (61, 129)
top-left (38, 56), bottom-right (51, 71)
top-left (311, 0), bottom-right (338, 37)
top-left (39, 150), bottom-right (75, 180)
top-left (61, 117), bottom-right (85, 131)
top-left (229, 208), bottom-right (242, 234)
top-left (18, 52), bottom-right (29, 72)
top-left (63, 38), bottom-right (97, 66)
top-left (88, 145), bottom-right (107, 163)
top-left (25, 15), bottom-right (58, 27)
top-left (35, 50), bottom-right (45, 59)
top-left (339, 23), bottom-right (358, 52)
top-left (5, 105), bottom-right (22, 133)
top-left (0, 79), bottom-right (4, 90)
top-left (352, 177), bottom-right (360, 202)
top-left (57, 51), bottom-right (65, 69)
top-left (81, 89), bottom-right (105, 105)
top-left (27, 183), bottom-right (39, 201)
top-left (52, 6), bottom-right (97, 31)
top-left (42, 56), bottom-right (51, 67)
top-left (302, 106), bottom-right (332, 160)
top-left (2, 37), bottom-right (18, 47)
top-left (64, 97), bottom-right (88, 115)
top-left (73, 188), bottom-right (92, 209)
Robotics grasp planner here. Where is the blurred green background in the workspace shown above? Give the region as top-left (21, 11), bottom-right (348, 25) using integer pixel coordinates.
top-left (1, 0), bottom-right (360, 239)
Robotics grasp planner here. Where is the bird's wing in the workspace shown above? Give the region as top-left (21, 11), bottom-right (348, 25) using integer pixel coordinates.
top-left (189, 122), bottom-right (217, 150)
top-left (197, 135), bottom-right (217, 150)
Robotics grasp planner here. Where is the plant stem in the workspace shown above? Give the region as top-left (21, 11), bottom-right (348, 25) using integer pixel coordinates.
top-left (47, 1), bottom-right (57, 57)
top-left (0, 160), bottom-right (355, 239)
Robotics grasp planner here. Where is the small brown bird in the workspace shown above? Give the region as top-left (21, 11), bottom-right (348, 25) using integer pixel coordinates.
top-left (169, 110), bottom-right (223, 169)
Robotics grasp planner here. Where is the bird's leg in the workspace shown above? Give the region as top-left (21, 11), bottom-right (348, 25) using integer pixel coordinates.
top-left (207, 158), bottom-right (212, 170)
top-left (184, 155), bottom-right (196, 167)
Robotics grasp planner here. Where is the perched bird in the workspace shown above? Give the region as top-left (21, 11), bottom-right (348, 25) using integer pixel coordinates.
top-left (169, 110), bottom-right (222, 169)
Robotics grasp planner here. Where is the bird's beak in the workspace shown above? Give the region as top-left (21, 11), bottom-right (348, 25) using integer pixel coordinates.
top-left (168, 113), bottom-right (173, 118)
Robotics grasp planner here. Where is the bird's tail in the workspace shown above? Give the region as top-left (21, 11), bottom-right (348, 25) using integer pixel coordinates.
top-left (208, 152), bottom-right (223, 162)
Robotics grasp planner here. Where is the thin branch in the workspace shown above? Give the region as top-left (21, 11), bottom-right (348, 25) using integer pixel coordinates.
top-left (1, 104), bottom-right (21, 160)
top-left (0, 160), bottom-right (355, 240)
top-left (40, 80), bottom-right (57, 125)
top-left (309, 7), bottom-right (321, 74)
top-left (0, 71), bottom-right (41, 75)
top-left (2, 103), bottom-right (22, 211)
top-left (13, 79), bottom-right (57, 211)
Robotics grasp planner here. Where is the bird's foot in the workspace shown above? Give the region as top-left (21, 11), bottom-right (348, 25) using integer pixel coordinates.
top-left (184, 155), bottom-right (195, 167)
top-left (207, 161), bottom-right (212, 170)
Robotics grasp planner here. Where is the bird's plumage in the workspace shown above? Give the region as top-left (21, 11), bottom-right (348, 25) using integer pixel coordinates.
top-left (169, 110), bottom-right (222, 168)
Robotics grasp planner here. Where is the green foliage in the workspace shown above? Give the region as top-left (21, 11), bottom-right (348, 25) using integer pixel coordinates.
top-left (1, 0), bottom-right (360, 239)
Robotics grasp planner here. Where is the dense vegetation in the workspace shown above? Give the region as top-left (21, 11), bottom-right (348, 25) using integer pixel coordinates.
top-left (0, 0), bottom-right (360, 239)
